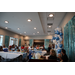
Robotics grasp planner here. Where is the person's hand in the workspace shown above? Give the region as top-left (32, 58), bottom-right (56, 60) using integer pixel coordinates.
top-left (58, 54), bottom-right (61, 58)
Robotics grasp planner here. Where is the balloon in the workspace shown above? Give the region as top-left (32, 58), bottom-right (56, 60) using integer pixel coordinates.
top-left (57, 31), bottom-right (60, 35)
top-left (60, 36), bottom-right (63, 38)
top-left (60, 32), bottom-right (63, 36)
top-left (53, 37), bottom-right (56, 40)
top-left (59, 44), bottom-right (63, 48)
top-left (56, 37), bottom-right (59, 40)
top-left (55, 31), bottom-right (57, 34)
top-left (53, 40), bottom-right (55, 43)
top-left (57, 49), bottom-right (61, 53)
top-left (59, 38), bottom-right (62, 42)
top-left (55, 45), bottom-right (58, 49)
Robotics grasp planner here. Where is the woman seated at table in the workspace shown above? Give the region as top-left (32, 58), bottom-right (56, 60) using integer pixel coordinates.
top-left (11, 44), bottom-right (15, 51)
top-left (8, 47), bottom-right (11, 51)
top-left (36, 45), bottom-right (39, 49)
top-left (0, 46), bottom-right (3, 51)
top-left (41, 49), bottom-right (57, 60)
top-left (3, 45), bottom-right (7, 50)
top-left (21, 45), bottom-right (25, 49)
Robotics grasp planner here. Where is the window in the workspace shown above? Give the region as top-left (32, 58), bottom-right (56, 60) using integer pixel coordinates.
top-left (9, 37), bottom-right (18, 46)
top-left (0, 35), bottom-right (3, 46)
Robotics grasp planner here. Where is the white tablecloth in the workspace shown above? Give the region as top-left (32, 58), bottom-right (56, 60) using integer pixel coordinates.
top-left (0, 51), bottom-right (23, 59)
top-left (33, 50), bottom-right (47, 55)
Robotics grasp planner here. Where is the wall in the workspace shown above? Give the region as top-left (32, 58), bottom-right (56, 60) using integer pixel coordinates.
top-left (24, 35), bottom-right (52, 40)
top-left (0, 28), bottom-right (25, 46)
top-left (59, 12), bottom-right (75, 46)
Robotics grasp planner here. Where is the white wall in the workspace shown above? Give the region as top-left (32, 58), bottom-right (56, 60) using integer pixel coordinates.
top-left (0, 28), bottom-right (25, 46)
top-left (59, 12), bottom-right (75, 32)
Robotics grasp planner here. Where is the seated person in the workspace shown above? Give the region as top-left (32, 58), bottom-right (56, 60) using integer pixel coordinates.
top-left (36, 46), bottom-right (39, 49)
top-left (15, 47), bottom-right (19, 51)
top-left (21, 45), bottom-right (25, 49)
top-left (3, 45), bottom-right (7, 50)
top-left (48, 49), bottom-right (57, 60)
top-left (8, 47), bottom-right (11, 51)
top-left (41, 49), bottom-right (57, 60)
top-left (42, 47), bottom-right (46, 51)
top-left (17, 49), bottom-right (20, 52)
top-left (11, 44), bottom-right (15, 51)
top-left (34, 46), bottom-right (37, 50)
top-left (0, 46), bottom-right (3, 51)
top-left (48, 45), bottom-right (51, 52)
top-left (58, 49), bottom-right (68, 62)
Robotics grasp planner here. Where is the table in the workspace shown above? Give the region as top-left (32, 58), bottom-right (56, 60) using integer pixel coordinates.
top-left (31, 50), bottom-right (47, 59)
top-left (0, 51), bottom-right (27, 59)
top-left (32, 50), bottom-right (47, 55)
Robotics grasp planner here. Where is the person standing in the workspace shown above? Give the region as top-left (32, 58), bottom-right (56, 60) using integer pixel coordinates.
top-left (48, 45), bottom-right (51, 52)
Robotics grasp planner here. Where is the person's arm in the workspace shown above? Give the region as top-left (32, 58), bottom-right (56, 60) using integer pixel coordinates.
top-left (57, 54), bottom-right (63, 62)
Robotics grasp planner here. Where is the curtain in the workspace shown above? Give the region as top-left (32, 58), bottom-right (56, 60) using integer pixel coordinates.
top-left (44, 39), bottom-right (50, 50)
top-left (64, 15), bottom-right (75, 61)
top-left (19, 39), bottom-right (21, 46)
top-left (29, 39), bottom-right (33, 47)
top-left (4, 35), bottom-right (9, 47)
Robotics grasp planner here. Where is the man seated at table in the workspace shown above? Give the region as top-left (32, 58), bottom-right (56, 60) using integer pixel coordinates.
top-left (0, 46), bottom-right (3, 51)
top-left (3, 45), bottom-right (7, 50)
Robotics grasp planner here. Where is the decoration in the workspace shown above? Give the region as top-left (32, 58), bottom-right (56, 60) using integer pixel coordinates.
top-left (52, 27), bottom-right (63, 55)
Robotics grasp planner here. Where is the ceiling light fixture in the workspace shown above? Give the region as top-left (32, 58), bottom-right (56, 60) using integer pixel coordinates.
top-left (5, 21), bottom-right (9, 23)
top-left (33, 33), bottom-right (35, 35)
top-left (37, 32), bottom-right (39, 33)
top-left (49, 14), bottom-right (54, 17)
top-left (24, 32), bottom-right (26, 33)
top-left (5, 27), bottom-right (8, 29)
top-left (48, 26), bottom-right (51, 27)
top-left (34, 27), bottom-right (36, 29)
top-left (18, 28), bottom-right (20, 30)
top-left (27, 19), bottom-right (32, 22)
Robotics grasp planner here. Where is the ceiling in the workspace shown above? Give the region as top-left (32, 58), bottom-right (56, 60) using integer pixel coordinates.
top-left (0, 12), bottom-right (66, 36)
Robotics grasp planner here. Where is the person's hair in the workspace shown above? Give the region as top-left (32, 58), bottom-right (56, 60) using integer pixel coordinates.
top-left (62, 49), bottom-right (66, 54)
top-left (3, 45), bottom-right (5, 47)
top-left (0, 46), bottom-right (2, 49)
top-left (50, 49), bottom-right (56, 57)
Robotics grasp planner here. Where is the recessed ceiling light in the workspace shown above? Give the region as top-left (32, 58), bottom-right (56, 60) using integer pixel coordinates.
top-left (34, 27), bottom-right (36, 29)
top-left (49, 14), bottom-right (54, 17)
top-left (18, 28), bottom-right (20, 30)
top-left (5, 21), bottom-right (9, 23)
top-left (27, 19), bottom-right (32, 22)
top-left (5, 27), bottom-right (8, 29)
top-left (48, 26), bottom-right (51, 28)
top-left (24, 32), bottom-right (26, 33)
top-left (37, 32), bottom-right (39, 33)
top-left (33, 33), bottom-right (35, 35)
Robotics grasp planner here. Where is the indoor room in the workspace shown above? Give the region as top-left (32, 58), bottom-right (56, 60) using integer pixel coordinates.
top-left (0, 12), bottom-right (75, 62)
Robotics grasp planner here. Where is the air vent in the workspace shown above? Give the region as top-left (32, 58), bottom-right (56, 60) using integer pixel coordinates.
top-left (47, 17), bottom-right (54, 21)
top-left (47, 31), bottom-right (51, 32)
top-left (47, 23), bottom-right (53, 25)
